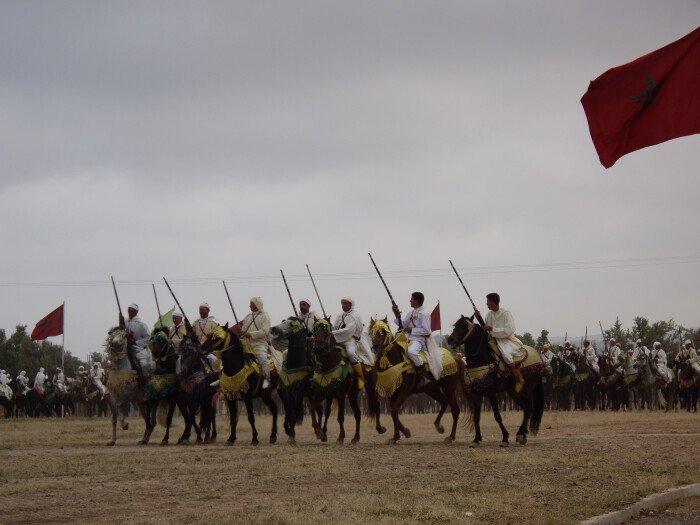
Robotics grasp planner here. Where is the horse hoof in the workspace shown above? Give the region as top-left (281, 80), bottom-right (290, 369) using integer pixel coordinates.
top-left (160, 441), bottom-right (168, 447)
top-left (105, 440), bottom-right (115, 447)
top-left (435, 424), bottom-right (445, 434)
top-left (287, 437), bottom-right (296, 446)
top-left (469, 441), bottom-right (480, 448)
top-left (138, 439), bottom-right (148, 446)
top-left (336, 439), bottom-right (344, 445)
top-left (519, 435), bottom-right (527, 446)
top-left (377, 426), bottom-right (387, 435)
top-left (499, 441), bottom-right (509, 448)
top-left (351, 437), bottom-right (359, 445)
top-left (251, 440), bottom-right (259, 446)
top-left (401, 428), bottom-right (411, 439)
top-left (444, 436), bottom-right (454, 444)
top-left (225, 440), bottom-right (235, 446)
top-left (387, 438), bottom-right (399, 445)
top-left (177, 439), bottom-right (189, 446)
top-left (269, 435), bottom-right (277, 444)
top-left (321, 434), bottom-right (328, 443)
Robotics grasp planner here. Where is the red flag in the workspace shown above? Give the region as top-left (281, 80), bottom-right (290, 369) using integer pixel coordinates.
top-left (581, 26), bottom-right (700, 168)
top-left (30, 304), bottom-right (64, 341)
top-left (430, 302), bottom-right (441, 332)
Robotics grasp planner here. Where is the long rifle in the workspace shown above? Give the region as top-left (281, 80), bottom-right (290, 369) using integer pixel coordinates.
top-left (448, 260), bottom-right (485, 326)
top-left (162, 277), bottom-right (189, 324)
top-left (368, 253), bottom-right (402, 329)
top-left (152, 284), bottom-right (164, 328)
top-left (110, 276), bottom-right (123, 319)
top-left (280, 269), bottom-right (299, 317)
top-left (599, 321), bottom-right (608, 353)
top-left (222, 281), bottom-right (239, 326)
top-left (306, 264), bottom-right (327, 318)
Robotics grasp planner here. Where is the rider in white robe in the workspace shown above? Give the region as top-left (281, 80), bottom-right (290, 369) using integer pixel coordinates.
top-left (193, 303), bottom-right (218, 345)
top-left (0, 370), bottom-right (13, 400)
top-left (333, 297), bottom-right (370, 389)
top-left (477, 293), bottom-right (525, 394)
top-left (676, 340), bottom-right (700, 375)
top-left (90, 363), bottom-right (106, 398)
top-left (241, 297), bottom-right (272, 389)
top-left (16, 371), bottom-right (30, 394)
top-left (53, 367), bottom-right (66, 393)
top-left (582, 340), bottom-right (599, 375)
top-left (33, 367), bottom-right (47, 394)
top-left (169, 311), bottom-right (186, 353)
top-left (650, 342), bottom-right (671, 382)
top-left (393, 292), bottom-right (442, 380)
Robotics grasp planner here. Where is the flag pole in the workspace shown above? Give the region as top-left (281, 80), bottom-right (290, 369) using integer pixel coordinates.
top-left (438, 300), bottom-right (442, 339)
top-left (61, 301), bottom-right (65, 369)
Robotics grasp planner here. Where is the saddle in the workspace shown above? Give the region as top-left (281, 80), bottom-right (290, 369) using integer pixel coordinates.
top-left (487, 339), bottom-right (546, 376)
top-left (32, 386), bottom-right (45, 398)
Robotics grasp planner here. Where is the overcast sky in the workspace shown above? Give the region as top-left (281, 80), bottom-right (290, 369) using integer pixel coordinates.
top-left (1, 2), bottom-right (698, 360)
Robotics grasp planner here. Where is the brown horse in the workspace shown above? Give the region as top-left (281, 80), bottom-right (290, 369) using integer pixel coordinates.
top-left (369, 318), bottom-right (462, 444)
top-left (447, 315), bottom-right (544, 447)
top-left (203, 324), bottom-right (279, 445)
top-left (573, 353), bottom-right (598, 411)
top-left (675, 359), bottom-right (700, 412)
top-left (307, 319), bottom-right (361, 444)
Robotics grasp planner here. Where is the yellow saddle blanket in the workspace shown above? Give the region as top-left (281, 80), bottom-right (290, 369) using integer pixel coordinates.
top-left (488, 338), bottom-right (545, 375)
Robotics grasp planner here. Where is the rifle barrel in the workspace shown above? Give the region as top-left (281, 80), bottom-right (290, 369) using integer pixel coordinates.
top-left (110, 276), bottom-right (123, 317)
top-left (306, 264), bottom-right (327, 318)
top-left (280, 269), bottom-right (299, 317)
top-left (368, 253), bottom-right (401, 328)
top-left (222, 281), bottom-right (239, 326)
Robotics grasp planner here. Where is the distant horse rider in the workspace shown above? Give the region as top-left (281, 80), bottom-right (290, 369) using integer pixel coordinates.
top-left (241, 297), bottom-right (272, 389)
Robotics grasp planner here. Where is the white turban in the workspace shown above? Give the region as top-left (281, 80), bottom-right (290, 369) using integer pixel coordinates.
top-left (251, 297), bottom-right (264, 311)
top-left (653, 341), bottom-right (661, 347)
top-left (20, 371), bottom-right (26, 376)
top-left (128, 303), bottom-right (139, 312)
top-left (564, 340), bottom-right (571, 345)
top-left (172, 309), bottom-right (183, 318)
top-left (299, 298), bottom-right (311, 306)
top-left (636, 339), bottom-right (642, 344)
top-left (199, 302), bottom-right (210, 309)
top-left (610, 338), bottom-right (616, 342)
top-left (341, 296), bottom-right (354, 305)
top-left (685, 339), bottom-right (693, 346)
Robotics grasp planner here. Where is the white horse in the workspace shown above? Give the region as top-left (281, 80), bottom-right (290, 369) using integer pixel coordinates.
top-left (104, 327), bottom-right (154, 446)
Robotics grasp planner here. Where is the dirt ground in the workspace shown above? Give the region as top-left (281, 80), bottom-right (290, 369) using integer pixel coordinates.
top-left (0, 410), bottom-right (698, 525)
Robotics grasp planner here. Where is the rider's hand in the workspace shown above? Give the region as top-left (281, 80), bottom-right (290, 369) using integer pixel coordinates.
top-left (405, 326), bottom-right (412, 334)
top-left (485, 325), bottom-right (493, 332)
top-left (392, 304), bottom-right (401, 318)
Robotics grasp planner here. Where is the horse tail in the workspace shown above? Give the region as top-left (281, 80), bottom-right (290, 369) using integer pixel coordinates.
top-left (156, 400), bottom-right (171, 427)
top-left (530, 377), bottom-right (545, 435)
top-left (364, 379), bottom-right (380, 422)
top-left (294, 393), bottom-right (305, 426)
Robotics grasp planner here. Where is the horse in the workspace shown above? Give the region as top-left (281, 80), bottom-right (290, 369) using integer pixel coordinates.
top-left (447, 315), bottom-right (544, 446)
top-left (0, 391), bottom-right (12, 418)
top-left (572, 353), bottom-right (598, 411)
top-left (139, 330), bottom-right (191, 445)
top-left (25, 385), bottom-right (53, 417)
top-left (674, 359), bottom-right (700, 412)
top-left (202, 324), bottom-right (279, 446)
top-left (596, 354), bottom-right (624, 411)
top-left (307, 319), bottom-right (361, 444)
top-left (550, 354), bottom-right (574, 410)
top-left (103, 327), bottom-right (154, 446)
top-left (177, 334), bottom-right (219, 444)
top-left (634, 353), bottom-right (667, 410)
top-left (369, 318), bottom-right (462, 444)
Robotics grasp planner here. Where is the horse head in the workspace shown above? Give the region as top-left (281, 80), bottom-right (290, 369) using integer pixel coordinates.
top-left (311, 318), bottom-right (334, 353)
top-left (201, 323), bottom-right (233, 355)
top-left (104, 327), bottom-right (129, 361)
top-left (149, 329), bottom-right (171, 360)
top-left (446, 314), bottom-right (476, 348)
top-left (368, 317), bottom-right (392, 352)
top-left (270, 317), bottom-right (303, 341)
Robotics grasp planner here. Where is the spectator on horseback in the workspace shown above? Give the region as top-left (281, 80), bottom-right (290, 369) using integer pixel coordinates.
top-left (332, 297), bottom-right (366, 389)
top-left (33, 367), bottom-right (47, 395)
top-left (476, 293), bottom-right (525, 394)
top-left (90, 362), bottom-right (106, 399)
top-left (192, 303), bottom-right (217, 345)
top-left (0, 369), bottom-right (13, 400)
top-left (53, 367), bottom-right (66, 393)
top-left (392, 292), bottom-right (434, 381)
top-left (563, 341), bottom-right (575, 361)
top-left (635, 339), bottom-right (650, 358)
top-left (169, 310), bottom-right (186, 352)
top-left (583, 340), bottom-right (599, 376)
top-left (16, 370), bottom-right (30, 394)
top-left (241, 297), bottom-right (272, 389)
top-left (676, 340), bottom-right (700, 376)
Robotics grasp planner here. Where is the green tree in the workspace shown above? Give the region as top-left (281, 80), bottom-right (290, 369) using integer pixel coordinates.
top-left (518, 332), bottom-right (536, 347)
top-left (535, 330), bottom-right (550, 350)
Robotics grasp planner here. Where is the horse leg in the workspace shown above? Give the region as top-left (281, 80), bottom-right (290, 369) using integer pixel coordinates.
top-left (336, 396), bottom-right (346, 445)
top-left (469, 393), bottom-right (483, 447)
top-left (261, 392), bottom-right (278, 444)
top-left (321, 399), bottom-right (331, 441)
top-left (445, 384), bottom-right (461, 443)
top-left (424, 383), bottom-right (447, 434)
top-left (106, 399), bottom-right (118, 446)
top-left (177, 398), bottom-right (192, 444)
top-left (364, 373), bottom-right (386, 435)
top-left (309, 398), bottom-right (323, 441)
top-left (226, 398), bottom-right (237, 445)
top-left (515, 393), bottom-right (533, 446)
top-left (489, 392), bottom-right (510, 446)
top-left (388, 385), bottom-right (412, 444)
top-left (139, 401), bottom-right (155, 445)
top-left (348, 388), bottom-right (361, 444)
top-left (244, 397), bottom-right (259, 445)
top-left (161, 398), bottom-right (177, 445)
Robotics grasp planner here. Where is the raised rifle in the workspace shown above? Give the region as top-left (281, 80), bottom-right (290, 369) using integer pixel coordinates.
top-left (280, 269), bottom-right (299, 318)
top-left (448, 260), bottom-right (485, 326)
top-left (306, 264), bottom-right (327, 318)
top-left (222, 280), bottom-right (239, 326)
top-left (368, 253), bottom-right (402, 329)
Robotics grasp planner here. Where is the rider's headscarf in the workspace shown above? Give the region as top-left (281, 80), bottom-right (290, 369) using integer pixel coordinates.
top-left (251, 297), bottom-right (264, 311)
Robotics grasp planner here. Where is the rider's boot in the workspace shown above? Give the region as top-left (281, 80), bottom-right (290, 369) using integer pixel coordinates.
top-left (352, 364), bottom-right (366, 390)
top-left (508, 364), bottom-right (525, 395)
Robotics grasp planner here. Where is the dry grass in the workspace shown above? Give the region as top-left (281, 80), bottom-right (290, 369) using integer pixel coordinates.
top-left (0, 409), bottom-right (698, 524)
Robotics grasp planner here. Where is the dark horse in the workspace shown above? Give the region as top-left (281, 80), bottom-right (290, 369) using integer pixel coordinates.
top-left (177, 334), bottom-right (218, 444)
top-left (307, 319), bottom-right (361, 444)
top-left (203, 324), bottom-right (279, 446)
top-left (139, 330), bottom-right (192, 445)
top-left (369, 318), bottom-right (462, 444)
top-left (447, 315), bottom-right (544, 446)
